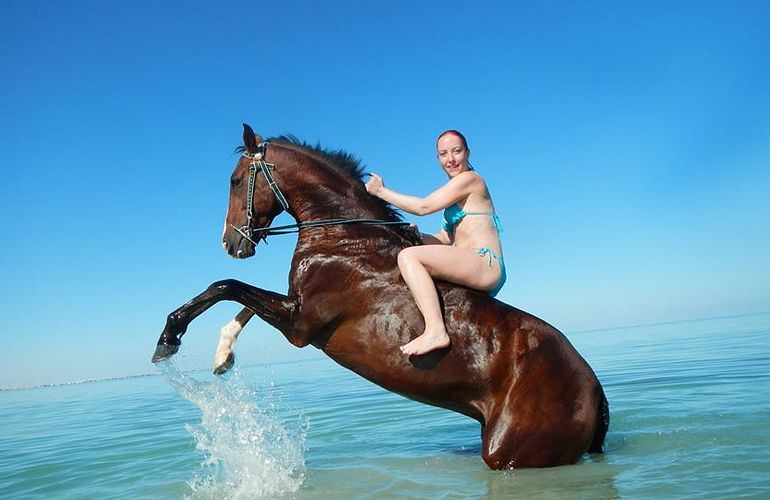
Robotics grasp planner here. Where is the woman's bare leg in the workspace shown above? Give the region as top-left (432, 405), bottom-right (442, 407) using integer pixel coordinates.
top-left (397, 245), bottom-right (501, 355)
top-left (398, 248), bottom-right (450, 355)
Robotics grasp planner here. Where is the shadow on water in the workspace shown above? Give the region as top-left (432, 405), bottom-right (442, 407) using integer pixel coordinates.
top-left (156, 360), bottom-right (308, 499)
top-left (449, 443), bottom-right (481, 455)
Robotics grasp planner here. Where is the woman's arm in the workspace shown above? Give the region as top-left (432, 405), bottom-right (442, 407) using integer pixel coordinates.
top-left (365, 172), bottom-right (477, 216)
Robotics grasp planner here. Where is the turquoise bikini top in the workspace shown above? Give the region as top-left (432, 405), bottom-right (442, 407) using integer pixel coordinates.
top-left (442, 204), bottom-right (503, 235)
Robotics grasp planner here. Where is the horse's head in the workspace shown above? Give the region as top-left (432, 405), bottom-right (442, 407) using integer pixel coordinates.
top-left (222, 125), bottom-right (417, 258)
top-left (222, 124), bottom-right (288, 258)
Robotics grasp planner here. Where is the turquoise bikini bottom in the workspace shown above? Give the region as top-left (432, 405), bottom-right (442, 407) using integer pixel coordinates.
top-left (476, 247), bottom-right (507, 297)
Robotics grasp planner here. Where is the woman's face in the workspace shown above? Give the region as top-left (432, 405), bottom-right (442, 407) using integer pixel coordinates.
top-left (437, 133), bottom-right (469, 178)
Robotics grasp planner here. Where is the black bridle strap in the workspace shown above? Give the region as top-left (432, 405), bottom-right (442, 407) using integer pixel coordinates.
top-left (243, 146), bottom-right (288, 213)
top-left (234, 143), bottom-right (287, 243)
top-left (254, 218), bottom-right (410, 235)
top-left (230, 218), bottom-right (410, 245)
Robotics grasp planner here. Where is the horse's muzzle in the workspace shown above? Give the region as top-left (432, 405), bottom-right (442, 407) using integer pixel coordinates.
top-left (222, 227), bottom-right (256, 259)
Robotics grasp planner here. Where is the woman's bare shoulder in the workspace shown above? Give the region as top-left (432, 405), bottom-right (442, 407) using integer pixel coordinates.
top-left (465, 171), bottom-right (490, 191)
top-left (451, 170), bottom-right (485, 186)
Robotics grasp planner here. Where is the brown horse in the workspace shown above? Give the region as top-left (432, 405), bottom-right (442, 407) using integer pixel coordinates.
top-left (152, 124), bottom-right (609, 469)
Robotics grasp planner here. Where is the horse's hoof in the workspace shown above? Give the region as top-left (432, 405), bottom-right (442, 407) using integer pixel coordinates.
top-left (213, 352), bottom-right (235, 375)
top-left (152, 343), bottom-right (180, 363)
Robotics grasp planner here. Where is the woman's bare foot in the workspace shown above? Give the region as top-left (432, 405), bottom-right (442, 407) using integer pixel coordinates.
top-left (400, 327), bottom-right (451, 355)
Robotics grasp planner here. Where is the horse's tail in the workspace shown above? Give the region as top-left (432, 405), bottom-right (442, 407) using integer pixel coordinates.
top-left (588, 386), bottom-right (609, 453)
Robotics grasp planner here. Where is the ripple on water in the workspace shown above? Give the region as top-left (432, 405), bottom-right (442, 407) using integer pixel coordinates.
top-left (1, 313), bottom-right (769, 498)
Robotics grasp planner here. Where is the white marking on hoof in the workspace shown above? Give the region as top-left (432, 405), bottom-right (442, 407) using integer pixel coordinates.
top-left (214, 318), bottom-right (243, 369)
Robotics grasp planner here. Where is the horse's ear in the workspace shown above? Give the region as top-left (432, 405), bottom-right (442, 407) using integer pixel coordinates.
top-left (242, 123), bottom-right (263, 152)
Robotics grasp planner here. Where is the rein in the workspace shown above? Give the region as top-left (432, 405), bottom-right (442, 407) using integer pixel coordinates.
top-left (231, 141), bottom-right (410, 246)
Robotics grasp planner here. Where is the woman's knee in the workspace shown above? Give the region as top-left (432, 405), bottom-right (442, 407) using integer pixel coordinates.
top-left (398, 246), bottom-right (423, 272)
top-left (397, 247), bottom-right (414, 268)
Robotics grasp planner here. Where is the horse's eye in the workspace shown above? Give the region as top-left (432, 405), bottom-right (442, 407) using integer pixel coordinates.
top-left (231, 177), bottom-right (242, 188)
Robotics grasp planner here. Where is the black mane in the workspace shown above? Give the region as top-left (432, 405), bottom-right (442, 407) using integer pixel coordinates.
top-left (269, 135), bottom-right (367, 183)
top-left (266, 135), bottom-right (406, 225)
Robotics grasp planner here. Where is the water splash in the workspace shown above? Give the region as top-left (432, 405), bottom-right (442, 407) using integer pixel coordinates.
top-left (158, 361), bottom-right (307, 498)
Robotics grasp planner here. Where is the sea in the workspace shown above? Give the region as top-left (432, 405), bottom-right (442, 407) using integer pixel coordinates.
top-left (1, 312), bottom-right (769, 499)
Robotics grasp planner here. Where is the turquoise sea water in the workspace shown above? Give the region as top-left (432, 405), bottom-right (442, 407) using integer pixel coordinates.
top-left (1, 312), bottom-right (769, 498)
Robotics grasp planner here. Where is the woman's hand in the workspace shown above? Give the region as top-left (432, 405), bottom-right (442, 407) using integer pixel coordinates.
top-left (365, 173), bottom-right (384, 196)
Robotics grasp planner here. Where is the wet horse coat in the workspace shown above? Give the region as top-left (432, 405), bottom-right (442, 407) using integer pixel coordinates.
top-left (153, 125), bottom-right (608, 469)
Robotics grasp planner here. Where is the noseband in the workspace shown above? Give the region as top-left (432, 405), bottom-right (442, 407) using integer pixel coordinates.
top-left (230, 141), bottom-right (411, 247)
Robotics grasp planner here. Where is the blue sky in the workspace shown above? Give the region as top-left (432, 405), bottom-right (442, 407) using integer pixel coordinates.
top-left (1, 1), bottom-right (769, 388)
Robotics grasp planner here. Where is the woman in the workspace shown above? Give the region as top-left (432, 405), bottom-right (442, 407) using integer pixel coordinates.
top-left (365, 130), bottom-right (505, 356)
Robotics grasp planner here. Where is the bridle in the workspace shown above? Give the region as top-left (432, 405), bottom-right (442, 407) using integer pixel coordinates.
top-left (230, 141), bottom-right (410, 246)
top-left (230, 141), bottom-right (286, 244)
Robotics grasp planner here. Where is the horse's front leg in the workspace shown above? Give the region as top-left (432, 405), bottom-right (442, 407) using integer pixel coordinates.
top-left (151, 279), bottom-right (297, 363)
top-left (213, 307), bottom-right (255, 374)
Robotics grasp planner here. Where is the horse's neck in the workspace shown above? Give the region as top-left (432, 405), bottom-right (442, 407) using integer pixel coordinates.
top-left (292, 199), bottom-right (378, 223)
top-left (286, 176), bottom-right (386, 223)
top-left (286, 183), bottom-right (405, 282)
top-left (278, 157), bottom-right (407, 261)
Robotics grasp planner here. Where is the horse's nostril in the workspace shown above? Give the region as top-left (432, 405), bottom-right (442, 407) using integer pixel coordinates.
top-left (222, 241), bottom-right (228, 250)
top-left (237, 249), bottom-right (243, 257)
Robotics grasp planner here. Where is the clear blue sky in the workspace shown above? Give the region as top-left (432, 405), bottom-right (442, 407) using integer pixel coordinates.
top-left (1, 1), bottom-right (768, 388)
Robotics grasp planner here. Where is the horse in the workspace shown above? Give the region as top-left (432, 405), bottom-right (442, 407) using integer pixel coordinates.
top-left (152, 124), bottom-right (609, 469)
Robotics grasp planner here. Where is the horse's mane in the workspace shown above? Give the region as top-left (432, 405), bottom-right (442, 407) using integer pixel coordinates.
top-left (269, 135), bottom-right (408, 223)
top-left (269, 135), bottom-right (367, 180)
top-left (237, 135), bottom-right (420, 245)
